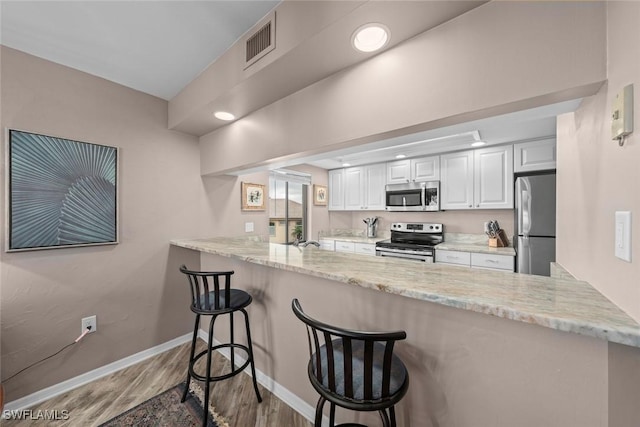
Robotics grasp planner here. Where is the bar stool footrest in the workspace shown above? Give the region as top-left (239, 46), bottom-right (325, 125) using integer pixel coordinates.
top-left (189, 343), bottom-right (252, 383)
top-left (335, 424), bottom-right (367, 427)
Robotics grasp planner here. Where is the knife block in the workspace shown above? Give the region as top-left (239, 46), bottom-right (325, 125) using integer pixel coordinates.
top-left (488, 230), bottom-right (508, 247)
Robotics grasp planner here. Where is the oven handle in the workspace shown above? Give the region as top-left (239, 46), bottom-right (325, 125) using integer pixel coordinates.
top-left (375, 247), bottom-right (434, 256)
top-left (377, 251), bottom-right (432, 262)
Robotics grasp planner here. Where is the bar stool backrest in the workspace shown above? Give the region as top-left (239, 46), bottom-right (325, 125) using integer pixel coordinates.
top-left (180, 265), bottom-right (234, 314)
top-left (291, 299), bottom-right (407, 402)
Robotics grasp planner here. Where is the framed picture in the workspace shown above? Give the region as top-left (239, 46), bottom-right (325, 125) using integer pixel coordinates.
top-left (241, 182), bottom-right (265, 211)
top-left (313, 184), bottom-right (327, 206)
top-left (6, 129), bottom-right (118, 252)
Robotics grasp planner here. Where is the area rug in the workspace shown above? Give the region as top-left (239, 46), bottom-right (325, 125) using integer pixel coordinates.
top-left (99, 381), bottom-right (229, 427)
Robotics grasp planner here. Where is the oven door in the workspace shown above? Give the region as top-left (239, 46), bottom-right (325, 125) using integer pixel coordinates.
top-left (385, 183), bottom-right (425, 211)
top-left (376, 247), bottom-right (434, 262)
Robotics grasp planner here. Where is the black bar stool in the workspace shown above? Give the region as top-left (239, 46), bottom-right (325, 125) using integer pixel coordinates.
top-left (292, 299), bottom-right (409, 427)
top-left (180, 265), bottom-right (262, 426)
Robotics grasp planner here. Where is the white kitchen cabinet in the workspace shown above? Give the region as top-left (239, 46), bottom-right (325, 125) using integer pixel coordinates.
top-left (412, 156), bottom-right (440, 182)
top-left (354, 242), bottom-right (376, 256)
top-left (474, 145), bottom-right (514, 209)
top-left (364, 163), bottom-right (386, 210)
top-left (440, 151), bottom-right (474, 209)
top-left (436, 249), bottom-right (514, 272)
top-left (514, 138), bottom-right (556, 173)
top-left (386, 156), bottom-right (439, 184)
top-left (441, 146), bottom-right (513, 210)
top-left (319, 239), bottom-right (335, 251)
top-left (321, 240), bottom-right (377, 256)
top-left (344, 167), bottom-right (365, 210)
top-left (328, 169), bottom-right (345, 211)
top-left (386, 160), bottom-right (411, 184)
top-left (339, 164), bottom-right (386, 211)
top-left (435, 249), bottom-right (471, 266)
top-left (334, 241), bottom-right (356, 253)
top-left (471, 253), bottom-right (514, 271)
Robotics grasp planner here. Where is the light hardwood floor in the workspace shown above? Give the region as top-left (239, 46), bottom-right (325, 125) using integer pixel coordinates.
top-left (3, 339), bottom-right (312, 427)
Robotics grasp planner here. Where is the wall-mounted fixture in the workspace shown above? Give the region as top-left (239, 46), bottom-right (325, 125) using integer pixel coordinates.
top-left (214, 111), bottom-right (236, 121)
top-left (351, 23), bottom-right (390, 52)
top-left (611, 84), bottom-right (633, 146)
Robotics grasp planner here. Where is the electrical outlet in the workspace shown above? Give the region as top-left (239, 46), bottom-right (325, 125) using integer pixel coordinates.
top-left (82, 315), bottom-right (97, 334)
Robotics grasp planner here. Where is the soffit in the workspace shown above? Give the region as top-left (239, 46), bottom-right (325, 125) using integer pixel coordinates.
top-left (168, 1), bottom-right (487, 136)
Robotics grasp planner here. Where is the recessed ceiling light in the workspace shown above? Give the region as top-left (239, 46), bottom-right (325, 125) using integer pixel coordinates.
top-left (471, 141), bottom-right (486, 147)
top-left (342, 163), bottom-right (351, 167)
top-left (351, 23), bottom-right (390, 53)
top-left (214, 111), bottom-right (235, 121)
top-left (395, 154), bottom-right (406, 159)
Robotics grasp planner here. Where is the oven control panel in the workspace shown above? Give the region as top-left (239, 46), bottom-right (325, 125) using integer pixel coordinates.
top-left (391, 222), bottom-right (442, 233)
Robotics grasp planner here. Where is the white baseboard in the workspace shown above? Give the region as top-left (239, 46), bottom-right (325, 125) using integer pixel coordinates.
top-left (3, 333), bottom-right (192, 414)
top-left (197, 329), bottom-right (328, 427)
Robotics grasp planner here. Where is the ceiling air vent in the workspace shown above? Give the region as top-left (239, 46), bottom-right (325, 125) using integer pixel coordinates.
top-left (244, 11), bottom-right (276, 69)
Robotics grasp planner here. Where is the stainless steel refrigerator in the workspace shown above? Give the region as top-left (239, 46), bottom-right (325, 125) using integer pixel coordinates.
top-left (515, 173), bottom-right (556, 276)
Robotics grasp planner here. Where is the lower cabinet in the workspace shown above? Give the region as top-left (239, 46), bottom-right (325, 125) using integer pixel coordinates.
top-left (319, 239), bottom-right (335, 251)
top-left (354, 243), bottom-right (376, 256)
top-left (436, 249), bottom-right (514, 272)
top-left (320, 239), bottom-right (376, 257)
top-left (335, 241), bottom-right (356, 253)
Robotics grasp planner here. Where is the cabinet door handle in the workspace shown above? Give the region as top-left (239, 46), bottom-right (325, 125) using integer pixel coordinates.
top-left (476, 204), bottom-right (480, 208)
top-left (468, 205), bottom-right (472, 208)
top-left (485, 259), bottom-right (499, 264)
top-left (446, 256), bottom-right (459, 260)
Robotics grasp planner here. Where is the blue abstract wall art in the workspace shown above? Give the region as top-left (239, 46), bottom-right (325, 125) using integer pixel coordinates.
top-left (7, 130), bottom-right (118, 251)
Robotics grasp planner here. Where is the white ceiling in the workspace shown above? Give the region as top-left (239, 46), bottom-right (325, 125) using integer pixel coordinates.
top-left (0, 0), bottom-right (279, 100)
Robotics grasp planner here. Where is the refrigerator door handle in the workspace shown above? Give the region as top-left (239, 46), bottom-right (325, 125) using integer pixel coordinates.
top-left (520, 178), bottom-right (532, 236)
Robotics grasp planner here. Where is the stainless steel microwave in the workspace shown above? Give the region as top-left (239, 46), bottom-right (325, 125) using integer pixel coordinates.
top-left (385, 181), bottom-right (440, 211)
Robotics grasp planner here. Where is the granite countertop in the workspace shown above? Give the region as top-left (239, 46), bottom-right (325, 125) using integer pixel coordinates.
top-left (437, 232), bottom-right (516, 256)
top-left (170, 236), bottom-right (640, 348)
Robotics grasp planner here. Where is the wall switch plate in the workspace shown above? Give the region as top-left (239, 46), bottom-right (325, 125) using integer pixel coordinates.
top-left (245, 222), bottom-right (254, 232)
top-left (612, 84), bottom-right (634, 141)
top-left (614, 211), bottom-right (632, 262)
top-left (82, 315), bottom-right (97, 334)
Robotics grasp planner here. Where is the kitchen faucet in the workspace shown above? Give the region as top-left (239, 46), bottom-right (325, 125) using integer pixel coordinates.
top-left (294, 239), bottom-right (321, 247)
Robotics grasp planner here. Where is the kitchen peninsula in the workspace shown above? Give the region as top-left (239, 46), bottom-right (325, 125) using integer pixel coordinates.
top-left (171, 236), bottom-right (640, 427)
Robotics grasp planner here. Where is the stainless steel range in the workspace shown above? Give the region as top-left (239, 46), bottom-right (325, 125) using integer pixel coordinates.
top-left (375, 222), bottom-right (443, 262)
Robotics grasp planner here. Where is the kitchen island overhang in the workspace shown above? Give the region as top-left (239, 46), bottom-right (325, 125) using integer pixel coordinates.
top-left (170, 236), bottom-right (640, 348)
top-left (170, 236), bottom-right (640, 427)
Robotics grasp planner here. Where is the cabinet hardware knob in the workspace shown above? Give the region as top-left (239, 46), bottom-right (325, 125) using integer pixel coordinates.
top-left (476, 204), bottom-right (480, 208)
top-left (468, 205), bottom-right (472, 208)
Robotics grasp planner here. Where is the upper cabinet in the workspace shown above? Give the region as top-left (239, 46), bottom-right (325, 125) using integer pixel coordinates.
top-left (331, 164), bottom-right (386, 211)
top-left (386, 156), bottom-right (440, 184)
top-left (513, 138), bottom-right (556, 173)
top-left (328, 169), bottom-right (345, 210)
top-left (441, 145), bottom-right (513, 210)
